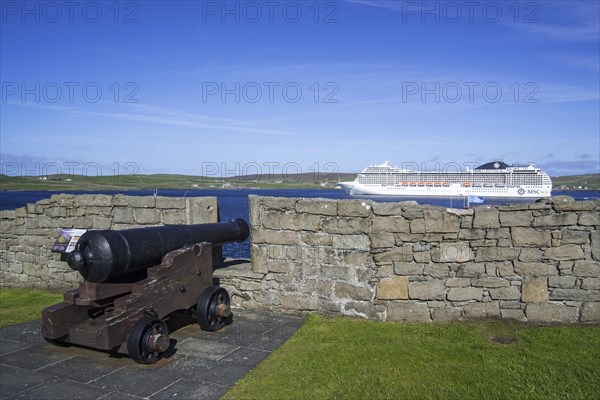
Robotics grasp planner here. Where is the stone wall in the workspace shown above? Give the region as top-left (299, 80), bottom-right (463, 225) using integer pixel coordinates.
top-left (217, 195), bottom-right (600, 324)
top-left (0, 194), bottom-right (218, 289)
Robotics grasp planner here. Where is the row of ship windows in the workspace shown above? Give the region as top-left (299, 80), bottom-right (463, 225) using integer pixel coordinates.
top-left (358, 176), bottom-right (545, 185)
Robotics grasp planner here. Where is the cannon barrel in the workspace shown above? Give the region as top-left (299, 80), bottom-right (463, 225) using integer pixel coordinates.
top-left (67, 218), bottom-right (249, 283)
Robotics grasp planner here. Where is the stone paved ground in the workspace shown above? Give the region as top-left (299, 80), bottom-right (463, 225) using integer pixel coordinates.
top-left (0, 310), bottom-right (303, 400)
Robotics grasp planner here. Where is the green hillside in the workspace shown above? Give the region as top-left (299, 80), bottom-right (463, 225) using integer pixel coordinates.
top-left (552, 174), bottom-right (600, 190)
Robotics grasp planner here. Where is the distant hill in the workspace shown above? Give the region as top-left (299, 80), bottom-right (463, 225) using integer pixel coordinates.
top-left (551, 174), bottom-right (600, 190)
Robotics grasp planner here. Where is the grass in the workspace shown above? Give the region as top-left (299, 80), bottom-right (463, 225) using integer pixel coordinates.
top-left (224, 315), bottom-right (600, 400)
top-left (552, 174), bottom-right (600, 190)
top-left (0, 288), bottom-right (63, 327)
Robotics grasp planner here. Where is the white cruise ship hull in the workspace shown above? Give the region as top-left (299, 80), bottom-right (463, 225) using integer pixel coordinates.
top-left (341, 182), bottom-right (551, 198)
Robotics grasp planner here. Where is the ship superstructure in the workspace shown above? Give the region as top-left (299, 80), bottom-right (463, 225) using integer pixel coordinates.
top-left (338, 161), bottom-right (552, 198)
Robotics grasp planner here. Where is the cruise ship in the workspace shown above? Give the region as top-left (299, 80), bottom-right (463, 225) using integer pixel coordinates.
top-left (338, 161), bottom-right (552, 198)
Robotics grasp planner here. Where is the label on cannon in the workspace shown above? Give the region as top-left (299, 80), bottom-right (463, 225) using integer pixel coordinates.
top-left (51, 228), bottom-right (87, 254)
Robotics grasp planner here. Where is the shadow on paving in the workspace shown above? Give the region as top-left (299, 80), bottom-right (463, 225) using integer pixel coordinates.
top-left (0, 310), bottom-right (303, 400)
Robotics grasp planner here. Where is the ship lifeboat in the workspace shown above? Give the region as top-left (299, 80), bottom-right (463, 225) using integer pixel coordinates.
top-left (426, 182), bottom-right (433, 187)
top-left (442, 182), bottom-right (450, 187)
top-left (463, 182), bottom-right (472, 187)
top-left (418, 182), bottom-right (425, 187)
top-left (402, 182), bottom-right (408, 186)
top-left (409, 182), bottom-right (417, 187)
top-left (434, 182), bottom-right (441, 186)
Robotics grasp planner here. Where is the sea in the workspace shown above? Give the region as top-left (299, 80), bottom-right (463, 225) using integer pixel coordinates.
top-left (1, 189), bottom-right (598, 259)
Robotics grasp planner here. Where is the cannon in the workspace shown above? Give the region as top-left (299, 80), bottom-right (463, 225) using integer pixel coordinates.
top-left (42, 219), bottom-right (249, 364)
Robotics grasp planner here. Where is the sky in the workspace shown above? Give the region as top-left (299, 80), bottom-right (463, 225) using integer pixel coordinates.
top-left (1, 0), bottom-right (599, 179)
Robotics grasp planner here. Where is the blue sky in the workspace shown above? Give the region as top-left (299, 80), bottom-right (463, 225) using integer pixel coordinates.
top-left (1, 0), bottom-right (599, 178)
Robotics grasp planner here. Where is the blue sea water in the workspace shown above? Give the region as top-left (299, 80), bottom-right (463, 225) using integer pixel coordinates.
top-left (1, 189), bottom-right (598, 259)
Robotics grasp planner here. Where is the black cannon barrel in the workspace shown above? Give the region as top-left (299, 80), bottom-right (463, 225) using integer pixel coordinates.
top-left (67, 218), bottom-right (249, 283)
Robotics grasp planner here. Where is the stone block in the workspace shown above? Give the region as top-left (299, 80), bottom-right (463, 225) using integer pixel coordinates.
top-left (370, 233), bottom-right (395, 249)
top-left (499, 211), bottom-right (533, 227)
top-left (445, 278), bottom-right (471, 287)
top-left (393, 262), bottom-right (424, 275)
top-left (296, 199), bottom-right (337, 215)
top-left (374, 245), bottom-right (413, 263)
top-left (513, 262), bottom-right (558, 277)
top-left (432, 242), bottom-right (473, 263)
top-left (72, 216), bottom-right (93, 229)
top-left (162, 209), bottom-right (186, 225)
top-left (500, 301), bottom-right (522, 309)
top-left (44, 207), bottom-right (66, 218)
top-left (92, 216), bottom-right (112, 229)
top-left (335, 282), bottom-right (373, 301)
top-left (463, 302), bottom-right (500, 318)
top-left (280, 214), bottom-right (321, 231)
top-left (260, 211), bottom-right (281, 230)
top-left (402, 205), bottom-right (425, 220)
top-left (423, 264), bottom-right (449, 278)
top-left (279, 293), bottom-right (319, 311)
top-left (372, 216), bottom-right (409, 233)
top-left (186, 197), bottom-right (218, 224)
top-left (253, 230), bottom-right (300, 245)
top-left (371, 202), bottom-right (403, 216)
top-left (472, 207), bottom-right (500, 229)
top-left (322, 265), bottom-right (354, 281)
top-left (511, 227), bottom-right (551, 247)
top-left (300, 232), bottom-right (332, 246)
top-left (251, 244), bottom-right (268, 274)
top-left (111, 207), bottom-right (133, 224)
top-left (518, 247), bottom-right (544, 262)
top-left (533, 213), bottom-right (578, 227)
top-left (413, 252), bottom-right (432, 263)
top-left (579, 212), bottom-right (600, 226)
top-left (548, 276), bottom-right (576, 288)
top-left (550, 289), bottom-right (600, 302)
top-left (521, 278), bottom-right (548, 302)
top-left (581, 278), bottom-right (599, 290)
top-left (248, 195), bottom-right (262, 227)
top-left (474, 247), bottom-right (520, 262)
top-left (409, 219), bottom-right (425, 234)
top-left (377, 276), bottom-right (409, 300)
top-left (155, 196), bottom-right (185, 209)
top-left (458, 229), bottom-right (486, 240)
top-left (423, 209), bottom-right (460, 233)
top-left (387, 301), bottom-right (431, 322)
top-left (471, 277), bottom-right (510, 288)
top-left (409, 280), bottom-right (446, 300)
top-left (485, 261), bottom-right (515, 277)
top-left (322, 217), bottom-right (369, 234)
top-left (456, 263), bottom-right (485, 278)
top-left (526, 303), bottom-right (578, 323)
top-left (447, 287), bottom-right (483, 301)
top-left (543, 244), bottom-right (585, 261)
top-left (580, 302), bottom-right (600, 323)
top-left (573, 260), bottom-right (600, 277)
top-left (591, 231), bottom-right (600, 260)
top-left (432, 307), bottom-right (463, 322)
top-left (561, 230), bottom-right (590, 245)
top-left (338, 200), bottom-right (372, 217)
top-left (113, 195), bottom-right (155, 208)
top-left (489, 286), bottom-right (521, 300)
top-left (133, 208), bottom-right (160, 225)
top-left (332, 235), bottom-right (370, 251)
top-left (262, 196), bottom-right (298, 211)
top-left (304, 279), bottom-right (333, 295)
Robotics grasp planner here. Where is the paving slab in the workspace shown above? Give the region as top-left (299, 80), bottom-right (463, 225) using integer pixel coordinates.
top-left (0, 309), bottom-right (303, 399)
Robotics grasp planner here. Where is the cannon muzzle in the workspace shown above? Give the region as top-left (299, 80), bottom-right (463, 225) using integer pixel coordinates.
top-left (68, 218), bottom-right (249, 283)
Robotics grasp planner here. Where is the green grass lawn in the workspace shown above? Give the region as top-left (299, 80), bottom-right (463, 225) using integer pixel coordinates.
top-left (224, 315), bottom-right (600, 400)
top-left (0, 288), bottom-right (63, 327)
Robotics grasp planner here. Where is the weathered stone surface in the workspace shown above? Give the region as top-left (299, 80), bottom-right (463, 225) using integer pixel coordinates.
top-left (186, 197), bottom-right (218, 224)
top-left (432, 242), bottom-right (473, 263)
top-left (393, 262), bottom-right (424, 275)
top-left (458, 229), bottom-right (486, 240)
top-left (511, 227), bottom-right (551, 247)
top-left (432, 307), bottom-right (462, 322)
top-left (489, 286), bottom-right (521, 300)
top-left (374, 245), bottom-right (413, 263)
top-left (471, 277), bottom-right (510, 288)
top-left (281, 214), bottom-right (321, 231)
top-left (543, 244), bottom-right (585, 261)
top-left (280, 293), bottom-right (319, 310)
top-left (533, 213), bottom-right (578, 227)
top-left (501, 309), bottom-right (527, 321)
top-left (513, 262), bottom-right (558, 276)
top-left (371, 202), bottom-right (403, 216)
top-left (447, 287), bottom-right (483, 301)
top-left (579, 212), bottom-right (600, 226)
top-left (322, 217), bottom-right (369, 234)
top-left (573, 261), bottom-right (600, 277)
top-left (370, 233), bottom-right (395, 248)
top-left (414, 251), bottom-right (432, 263)
top-left (300, 232), bottom-right (332, 246)
top-left (261, 196), bottom-right (297, 211)
top-left (408, 280), bottom-right (446, 300)
top-left (387, 301), bottom-right (431, 322)
top-left (335, 282), bottom-right (373, 301)
top-left (445, 278), bottom-right (471, 287)
top-left (296, 199), bottom-right (337, 215)
top-left (485, 261), bottom-right (515, 277)
top-left (548, 276), bottom-right (576, 288)
top-left (561, 230), bottom-right (590, 245)
top-left (372, 216), bottom-right (409, 233)
top-left (581, 278), bottom-right (599, 290)
top-left (338, 200), bottom-right (372, 217)
top-left (133, 208), bottom-right (160, 224)
top-left (463, 302), bottom-right (500, 318)
top-left (472, 207), bottom-right (500, 229)
top-left (155, 197), bottom-right (185, 209)
top-left (377, 276), bottom-right (409, 300)
top-left (92, 216), bottom-right (111, 229)
top-left (499, 211), bottom-right (533, 227)
top-left (474, 247), bottom-right (520, 262)
top-left (423, 264), bottom-right (449, 278)
top-left (253, 230), bottom-right (300, 245)
top-left (113, 195), bottom-right (155, 208)
top-left (550, 289), bottom-right (600, 302)
top-left (580, 302), bottom-right (600, 323)
top-left (591, 231), bottom-right (600, 261)
top-left (423, 209), bottom-right (460, 233)
top-left (331, 235), bottom-right (370, 251)
top-left (526, 303), bottom-right (578, 323)
top-left (456, 263), bottom-right (486, 278)
top-left (162, 209), bottom-right (186, 224)
top-left (521, 278), bottom-right (548, 302)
